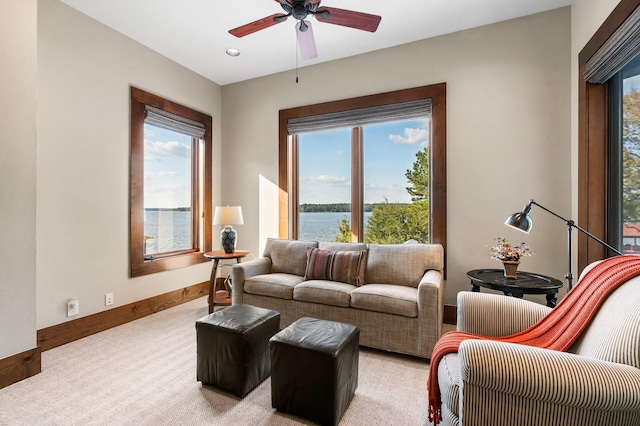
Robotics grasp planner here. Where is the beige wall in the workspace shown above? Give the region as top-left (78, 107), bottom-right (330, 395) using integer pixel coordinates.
top-left (222, 8), bottom-right (572, 305)
top-left (0, 0), bottom-right (37, 359)
top-left (35, 0), bottom-right (222, 328)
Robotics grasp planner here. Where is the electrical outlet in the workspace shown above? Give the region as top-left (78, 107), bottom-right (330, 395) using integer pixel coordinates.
top-left (105, 293), bottom-right (114, 306)
top-left (67, 298), bottom-right (79, 317)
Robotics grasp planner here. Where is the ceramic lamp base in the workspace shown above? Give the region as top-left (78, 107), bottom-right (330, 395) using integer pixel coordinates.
top-left (221, 225), bottom-right (237, 253)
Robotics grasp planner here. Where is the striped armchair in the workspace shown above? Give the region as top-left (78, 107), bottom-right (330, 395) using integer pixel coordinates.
top-left (435, 267), bottom-right (640, 426)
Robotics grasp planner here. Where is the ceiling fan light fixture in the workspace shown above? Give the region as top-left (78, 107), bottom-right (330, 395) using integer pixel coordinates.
top-left (228, 0), bottom-right (382, 55)
top-left (225, 48), bottom-right (240, 57)
top-left (296, 20), bottom-right (317, 60)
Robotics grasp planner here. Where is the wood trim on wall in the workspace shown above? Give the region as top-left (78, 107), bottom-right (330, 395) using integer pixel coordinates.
top-left (37, 281), bottom-right (209, 352)
top-left (2, 281), bottom-right (208, 389)
top-left (0, 348), bottom-right (41, 390)
top-left (578, 0), bottom-right (640, 272)
top-left (443, 304), bottom-right (457, 326)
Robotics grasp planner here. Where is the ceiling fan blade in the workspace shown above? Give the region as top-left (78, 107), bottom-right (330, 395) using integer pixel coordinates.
top-left (229, 13), bottom-right (287, 38)
top-left (296, 20), bottom-right (317, 60)
top-left (315, 7), bottom-right (381, 32)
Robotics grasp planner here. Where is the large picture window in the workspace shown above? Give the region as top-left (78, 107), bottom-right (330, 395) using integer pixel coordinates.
top-left (609, 53), bottom-right (640, 254)
top-left (279, 84), bottom-right (446, 249)
top-left (130, 87), bottom-right (212, 277)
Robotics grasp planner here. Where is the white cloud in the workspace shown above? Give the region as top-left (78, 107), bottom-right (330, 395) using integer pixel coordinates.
top-left (144, 170), bottom-right (180, 180)
top-left (143, 182), bottom-right (190, 208)
top-left (364, 182), bottom-right (411, 204)
top-left (144, 139), bottom-right (190, 161)
top-left (389, 127), bottom-right (429, 145)
top-left (299, 175), bottom-right (351, 203)
top-left (305, 175), bottom-right (348, 184)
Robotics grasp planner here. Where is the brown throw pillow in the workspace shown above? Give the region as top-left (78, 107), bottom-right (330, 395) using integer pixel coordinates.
top-left (304, 248), bottom-right (367, 286)
top-left (304, 247), bottom-right (334, 281)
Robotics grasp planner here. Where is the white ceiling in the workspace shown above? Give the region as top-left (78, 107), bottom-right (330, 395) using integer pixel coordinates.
top-left (59, 0), bottom-right (571, 86)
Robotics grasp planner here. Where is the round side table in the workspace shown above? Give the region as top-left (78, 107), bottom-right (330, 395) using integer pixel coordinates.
top-left (466, 269), bottom-right (563, 308)
top-left (204, 250), bottom-right (250, 313)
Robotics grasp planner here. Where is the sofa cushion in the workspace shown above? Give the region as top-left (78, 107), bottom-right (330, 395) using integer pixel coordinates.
top-left (244, 273), bottom-right (304, 300)
top-left (350, 284), bottom-right (418, 317)
top-left (263, 238), bottom-right (318, 276)
top-left (304, 248), bottom-right (367, 287)
top-left (293, 280), bottom-right (355, 308)
top-left (365, 243), bottom-right (443, 288)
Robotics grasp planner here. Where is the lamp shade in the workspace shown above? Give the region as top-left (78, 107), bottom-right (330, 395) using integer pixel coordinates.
top-left (213, 206), bottom-right (244, 225)
top-left (296, 20), bottom-right (318, 60)
top-left (505, 211), bottom-right (533, 233)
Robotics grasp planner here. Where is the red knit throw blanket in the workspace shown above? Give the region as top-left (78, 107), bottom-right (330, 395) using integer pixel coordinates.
top-left (427, 255), bottom-right (640, 425)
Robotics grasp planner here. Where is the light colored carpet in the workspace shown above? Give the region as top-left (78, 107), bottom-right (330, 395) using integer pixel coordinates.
top-left (0, 297), bottom-right (445, 425)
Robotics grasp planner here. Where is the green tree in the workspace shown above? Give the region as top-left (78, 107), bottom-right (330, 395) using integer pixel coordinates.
top-left (404, 200), bottom-right (429, 242)
top-left (623, 88), bottom-right (640, 222)
top-left (364, 200), bottom-right (407, 244)
top-left (405, 147), bottom-right (430, 202)
top-left (333, 216), bottom-right (352, 242)
top-left (363, 146), bottom-right (430, 243)
top-left (364, 200), bottom-right (429, 244)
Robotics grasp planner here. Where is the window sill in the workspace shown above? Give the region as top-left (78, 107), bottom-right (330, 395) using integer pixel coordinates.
top-left (131, 251), bottom-right (210, 277)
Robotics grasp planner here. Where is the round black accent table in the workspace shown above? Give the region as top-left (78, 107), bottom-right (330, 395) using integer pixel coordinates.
top-left (466, 269), bottom-right (563, 308)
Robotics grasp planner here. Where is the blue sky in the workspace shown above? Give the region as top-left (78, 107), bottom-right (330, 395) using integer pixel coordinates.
top-left (142, 118), bottom-right (430, 208)
top-left (143, 124), bottom-right (192, 209)
top-left (624, 75), bottom-right (640, 93)
top-left (298, 118), bottom-right (429, 204)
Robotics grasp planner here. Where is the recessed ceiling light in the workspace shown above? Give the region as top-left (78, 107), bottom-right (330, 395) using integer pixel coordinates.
top-left (226, 48), bottom-right (240, 57)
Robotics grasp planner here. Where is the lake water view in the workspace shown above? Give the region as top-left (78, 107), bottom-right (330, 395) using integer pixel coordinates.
top-left (144, 210), bottom-right (192, 254)
top-left (299, 211), bottom-right (372, 241)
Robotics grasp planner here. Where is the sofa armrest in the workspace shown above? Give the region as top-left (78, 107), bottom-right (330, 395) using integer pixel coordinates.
top-left (418, 270), bottom-right (444, 303)
top-left (231, 257), bottom-right (272, 305)
top-left (417, 269), bottom-right (444, 355)
top-left (459, 339), bottom-right (640, 413)
top-left (456, 291), bottom-right (551, 336)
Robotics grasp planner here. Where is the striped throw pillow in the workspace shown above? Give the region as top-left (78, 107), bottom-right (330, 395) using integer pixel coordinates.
top-left (304, 247), bottom-right (334, 281)
top-left (304, 248), bottom-right (367, 287)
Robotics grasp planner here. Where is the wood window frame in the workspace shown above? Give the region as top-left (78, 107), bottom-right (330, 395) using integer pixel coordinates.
top-left (278, 83), bottom-right (447, 252)
top-left (129, 87), bottom-right (212, 277)
top-left (578, 0), bottom-right (640, 273)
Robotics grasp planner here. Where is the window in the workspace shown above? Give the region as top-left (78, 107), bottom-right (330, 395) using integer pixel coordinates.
top-left (279, 84), bottom-right (446, 249)
top-left (609, 54), bottom-right (640, 253)
top-left (579, 0), bottom-right (640, 271)
top-left (130, 87), bottom-right (212, 277)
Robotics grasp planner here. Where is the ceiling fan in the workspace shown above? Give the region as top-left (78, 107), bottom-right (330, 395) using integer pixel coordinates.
top-left (229, 0), bottom-right (382, 60)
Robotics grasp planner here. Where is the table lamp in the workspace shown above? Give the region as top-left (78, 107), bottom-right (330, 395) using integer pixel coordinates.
top-left (213, 206), bottom-right (244, 253)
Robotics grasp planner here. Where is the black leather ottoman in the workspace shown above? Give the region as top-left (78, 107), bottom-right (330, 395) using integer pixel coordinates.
top-left (196, 304), bottom-right (280, 397)
top-left (270, 317), bottom-right (360, 426)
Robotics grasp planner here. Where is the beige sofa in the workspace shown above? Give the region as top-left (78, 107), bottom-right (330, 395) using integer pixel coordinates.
top-left (231, 238), bottom-right (445, 358)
